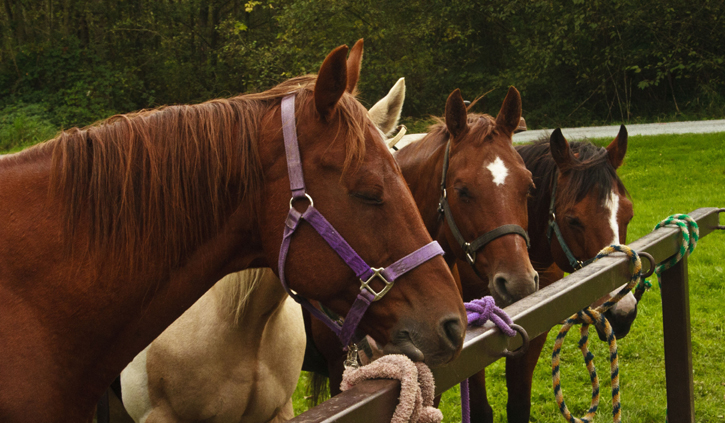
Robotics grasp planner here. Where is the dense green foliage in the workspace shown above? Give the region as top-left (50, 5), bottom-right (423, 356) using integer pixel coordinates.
top-left (1, 0), bottom-right (724, 131)
top-left (292, 131), bottom-right (725, 421)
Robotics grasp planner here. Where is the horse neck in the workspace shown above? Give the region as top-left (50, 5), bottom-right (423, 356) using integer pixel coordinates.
top-left (395, 135), bottom-right (448, 237)
top-left (0, 103), bottom-right (272, 418)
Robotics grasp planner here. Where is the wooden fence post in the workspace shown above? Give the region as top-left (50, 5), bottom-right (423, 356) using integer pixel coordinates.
top-left (660, 257), bottom-right (695, 422)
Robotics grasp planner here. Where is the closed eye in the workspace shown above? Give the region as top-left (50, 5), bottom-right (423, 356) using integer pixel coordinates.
top-left (565, 215), bottom-right (584, 230)
top-left (454, 186), bottom-right (474, 203)
top-left (351, 191), bottom-right (384, 205)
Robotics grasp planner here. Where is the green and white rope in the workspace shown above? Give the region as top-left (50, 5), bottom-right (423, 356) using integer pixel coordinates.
top-left (552, 244), bottom-right (642, 423)
top-left (634, 214), bottom-right (699, 298)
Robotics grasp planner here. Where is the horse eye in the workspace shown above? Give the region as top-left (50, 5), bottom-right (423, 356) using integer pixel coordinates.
top-left (565, 215), bottom-right (584, 229)
top-left (351, 191), bottom-right (384, 205)
top-left (454, 187), bottom-right (473, 202)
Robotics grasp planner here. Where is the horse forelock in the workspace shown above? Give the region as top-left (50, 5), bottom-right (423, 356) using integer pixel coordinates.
top-left (46, 74), bottom-right (369, 274)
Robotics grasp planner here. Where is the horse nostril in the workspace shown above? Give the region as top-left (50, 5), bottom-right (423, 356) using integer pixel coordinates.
top-left (440, 316), bottom-right (464, 351)
top-left (533, 272), bottom-right (540, 290)
top-left (495, 275), bottom-right (508, 296)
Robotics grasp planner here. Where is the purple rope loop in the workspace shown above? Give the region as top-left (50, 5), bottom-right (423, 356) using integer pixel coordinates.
top-left (465, 297), bottom-right (516, 337)
top-left (461, 296), bottom-right (518, 423)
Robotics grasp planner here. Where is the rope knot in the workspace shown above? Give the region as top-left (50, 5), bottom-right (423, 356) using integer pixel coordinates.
top-left (465, 296), bottom-right (516, 337)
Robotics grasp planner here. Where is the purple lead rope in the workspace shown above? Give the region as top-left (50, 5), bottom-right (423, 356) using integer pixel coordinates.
top-left (461, 297), bottom-right (518, 423)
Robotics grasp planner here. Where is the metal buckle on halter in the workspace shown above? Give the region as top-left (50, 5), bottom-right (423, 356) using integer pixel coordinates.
top-left (573, 260), bottom-right (585, 271)
top-left (464, 242), bottom-right (476, 265)
top-left (360, 268), bottom-right (394, 302)
top-left (289, 193), bottom-right (314, 211)
top-left (344, 343), bottom-right (361, 369)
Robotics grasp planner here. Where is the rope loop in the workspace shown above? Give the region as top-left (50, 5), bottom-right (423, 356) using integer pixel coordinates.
top-left (551, 213), bottom-right (698, 423)
top-left (652, 214), bottom-right (699, 279)
top-left (461, 296), bottom-right (522, 423)
top-left (552, 243), bottom-right (641, 423)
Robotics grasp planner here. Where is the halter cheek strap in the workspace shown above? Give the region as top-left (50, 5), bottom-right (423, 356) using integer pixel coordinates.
top-left (437, 141), bottom-right (530, 278)
top-left (546, 175), bottom-right (596, 271)
top-left (277, 94), bottom-right (444, 347)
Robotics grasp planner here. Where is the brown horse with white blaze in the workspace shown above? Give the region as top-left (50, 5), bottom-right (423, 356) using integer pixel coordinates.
top-left (305, 86), bottom-right (537, 396)
top-left (396, 88), bottom-right (538, 306)
top-left (457, 126), bottom-right (635, 423)
top-left (0, 40), bottom-right (465, 422)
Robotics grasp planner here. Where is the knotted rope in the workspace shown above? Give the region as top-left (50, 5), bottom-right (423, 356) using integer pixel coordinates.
top-left (552, 244), bottom-right (642, 423)
top-left (655, 214), bottom-right (698, 284)
top-left (552, 214), bottom-right (699, 423)
top-left (340, 354), bottom-right (442, 423)
top-left (461, 296), bottom-right (520, 423)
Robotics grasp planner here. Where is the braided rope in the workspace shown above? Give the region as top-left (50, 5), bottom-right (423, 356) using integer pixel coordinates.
top-left (552, 214), bottom-right (699, 423)
top-left (634, 214), bottom-right (698, 298)
top-left (552, 244), bottom-right (642, 423)
top-left (461, 296), bottom-right (518, 423)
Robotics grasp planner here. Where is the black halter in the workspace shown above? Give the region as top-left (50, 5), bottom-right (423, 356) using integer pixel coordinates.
top-left (545, 175), bottom-right (596, 271)
top-left (437, 141), bottom-right (530, 279)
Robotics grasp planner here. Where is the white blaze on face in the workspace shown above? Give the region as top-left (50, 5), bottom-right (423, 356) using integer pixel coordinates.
top-left (486, 157), bottom-right (509, 186)
top-left (605, 191), bottom-right (620, 245)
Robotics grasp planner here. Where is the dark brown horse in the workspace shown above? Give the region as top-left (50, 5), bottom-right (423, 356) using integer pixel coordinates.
top-left (0, 41), bottom-right (466, 422)
top-left (457, 126), bottom-right (635, 422)
top-left (305, 86), bottom-right (537, 396)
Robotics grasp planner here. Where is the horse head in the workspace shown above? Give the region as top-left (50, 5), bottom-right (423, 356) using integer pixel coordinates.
top-left (548, 126), bottom-right (636, 339)
top-left (438, 87), bottom-right (537, 306)
top-left (257, 40), bottom-right (466, 366)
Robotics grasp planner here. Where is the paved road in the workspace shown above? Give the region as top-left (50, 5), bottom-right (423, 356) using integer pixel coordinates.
top-left (395, 119), bottom-right (725, 149)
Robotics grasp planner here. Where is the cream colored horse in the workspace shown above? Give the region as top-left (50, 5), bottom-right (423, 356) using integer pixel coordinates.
top-left (119, 79), bottom-right (408, 423)
top-left (121, 269), bottom-right (304, 423)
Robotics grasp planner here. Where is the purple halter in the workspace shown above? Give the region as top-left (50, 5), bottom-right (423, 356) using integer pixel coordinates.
top-left (277, 94), bottom-right (444, 347)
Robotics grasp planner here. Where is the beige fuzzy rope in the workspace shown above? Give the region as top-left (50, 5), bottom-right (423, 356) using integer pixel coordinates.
top-left (341, 354), bottom-right (443, 423)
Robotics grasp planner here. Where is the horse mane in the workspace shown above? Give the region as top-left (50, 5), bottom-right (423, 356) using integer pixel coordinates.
top-left (216, 268), bottom-right (271, 324)
top-left (516, 137), bottom-right (627, 214)
top-left (42, 75), bottom-right (368, 274)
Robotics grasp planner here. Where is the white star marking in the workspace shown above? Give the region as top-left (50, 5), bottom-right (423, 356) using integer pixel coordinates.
top-left (486, 157), bottom-right (509, 186)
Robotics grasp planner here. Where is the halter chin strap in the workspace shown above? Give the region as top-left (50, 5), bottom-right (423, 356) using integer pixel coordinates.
top-left (545, 175), bottom-right (596, 271)
top-left (277, 94), bottom-right (444, 347)
top-left (437, 141), bottom-right (530, 279)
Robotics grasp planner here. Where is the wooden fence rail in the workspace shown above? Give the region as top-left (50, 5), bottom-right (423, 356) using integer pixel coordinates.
top-left (289, 207), bottom-right (723, 423)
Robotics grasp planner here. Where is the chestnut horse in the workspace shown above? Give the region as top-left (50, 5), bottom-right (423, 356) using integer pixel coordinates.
top-left (0, 40), bottom-right (466, 422)
top-left (456, 126), bottom-right (635, 423)
top-left (305, 86), bottom-right (537, 396)
top-left (118, 77), bottom-right (412, 423)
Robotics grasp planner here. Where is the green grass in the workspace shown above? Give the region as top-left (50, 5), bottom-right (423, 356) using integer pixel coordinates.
top-left (293, 131), bottom-right (725, 422)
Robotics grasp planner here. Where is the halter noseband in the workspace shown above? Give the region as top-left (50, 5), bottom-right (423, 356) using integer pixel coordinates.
top-left (545, 175), bottom-right (596, 271)
top-left (437, 141), bottom-right (530, 279)
top-left (277, 94), bottom-right (444, 347)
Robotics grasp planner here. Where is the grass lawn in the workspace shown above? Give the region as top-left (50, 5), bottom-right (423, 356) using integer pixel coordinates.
top-left (293, 131), bottom-right (725, 422)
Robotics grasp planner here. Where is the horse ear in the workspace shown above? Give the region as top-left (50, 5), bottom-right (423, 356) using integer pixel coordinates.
top-left (550, 128), bottom-right (575, 172)
top-left (445, 89), bottom-right (469, 140)
top-left (346, 39), bottom-right (364, 94)
top-left (606, 125), bottom-right (628, 169)
top-left (495, 86), bottom-right (522, 139)
top-left (368, 77), bottom-right (405, 135)
top-left (314, 45), bottom-right (349, 119)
